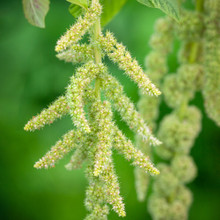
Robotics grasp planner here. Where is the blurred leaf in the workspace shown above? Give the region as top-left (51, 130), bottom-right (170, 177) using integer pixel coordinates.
top-left (68, 4), bottom-right (84, 18)
top-left (66, 0), bottom-right (88, 9)
top-left (67, 0), bottom-right (88, 18)
top-left (137, 0), bottom-right (180, 21)
top-left (101, 0), bottom-right (128, 26)
top-left (22, 0), bottom-right (50, 28)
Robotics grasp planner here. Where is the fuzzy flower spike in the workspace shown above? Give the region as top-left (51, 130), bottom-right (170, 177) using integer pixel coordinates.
top-left (24, 0), bottom-right (161, 219)
top-left (55, 1), bottom-right (102, 52)
top-left (99, 32), bottom-right (161, 96)
top-left (137, 1), bottom-right (204, 220)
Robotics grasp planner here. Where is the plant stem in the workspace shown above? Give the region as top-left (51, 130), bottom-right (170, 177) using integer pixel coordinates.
top-left (177, 0), bottom-right (204, 119)
top-left (189, 0), bottom-right (204, 63)
top-left (188, 42), bottom-right (199, 64)
top-left (196, 0), bottom-right (204, 12)
top-left (92, 0), bottom-right (102, 99)
top-left (189, 0), bottom-right (204, 64)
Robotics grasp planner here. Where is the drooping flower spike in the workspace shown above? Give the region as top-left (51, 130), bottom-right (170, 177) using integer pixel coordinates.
top-left (34, 130), bottom-right (85, 169)
top-left (66, 61), bottom-right (106, 133)
top-left (99, 71), bottom-right (161, 146)
top-left (25, 0), bottom-right (161, 219)
top-left (24, 96), bottom-right (68, 131)
top-left (99, 31), bottom-right (161, 96)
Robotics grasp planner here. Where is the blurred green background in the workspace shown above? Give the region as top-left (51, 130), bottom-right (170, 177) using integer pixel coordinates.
top-left (0, 0), bottom-right (220, 219)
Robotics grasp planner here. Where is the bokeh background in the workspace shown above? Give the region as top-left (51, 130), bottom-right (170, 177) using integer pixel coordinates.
top-left (0, 0), bottom-right (220, 219)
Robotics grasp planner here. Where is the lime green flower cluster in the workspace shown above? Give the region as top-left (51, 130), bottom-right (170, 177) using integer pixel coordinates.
top-left (148, 162), bottom-right (195, 220)
top-left (175, 10), bottom-right (204, 41)
top-left (134, 16), bottom-right (174, 202)
top-left (149, 107), bottom-right (200, 220)
top-left (156, 107), bottom-right (201, 158)
top-left (163, 64), bottom-right (203, 108)
top-left (135, 1), bottom-right (214, 219)
top-left (147, 6), bottom-right (203, 219)
top-left (24, 0), bottom-right (161, 218)
top-left (203, 1), bottom-right (220, 126)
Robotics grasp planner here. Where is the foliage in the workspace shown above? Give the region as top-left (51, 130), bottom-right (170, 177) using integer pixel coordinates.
top-left (137, 0), bottom-right (180, 21)
top-left (22, 0), bottom-right (50, 28)
top-left (22, 0), bottom-right (181, 28)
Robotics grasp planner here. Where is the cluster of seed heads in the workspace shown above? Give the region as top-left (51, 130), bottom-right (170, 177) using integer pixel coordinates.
top-left (24, 0), bottom-right (161, 219)
top-left (135, 1), bottom-right (220, 219)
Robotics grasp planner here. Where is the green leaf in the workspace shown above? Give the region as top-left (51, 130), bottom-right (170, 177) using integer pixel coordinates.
top-left (67, 0), bottom-right (128, 27)
top-left (137, 0), bottom-right (180, 21)
top-left (100, 0), bottom-right (128, 26)
top-left (67, 0), bottom-right (88, 18)
top-left (22, 0), bottom-right (50, 28)
top-left (66, 0), bottom-right (88, 9)
top-left (69, 4), bottom-right (84, 18)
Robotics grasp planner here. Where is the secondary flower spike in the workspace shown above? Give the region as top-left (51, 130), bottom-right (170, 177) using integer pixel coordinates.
top-left (55, 1), bottom-right (102, 52)
top-left (112, 126), bottom-right (160, 175)
top-left (66, 61), bottom-right (106, 133)
top-left (24, 96), bottom-right (68, 131)
top-left (100, 72), bottom-right (161, 146)
top-left (99, 32), bottom-right (161, 96)
top-left (34, 130), bottom-right (84, 169)
top-left (92, 101), bottom-right (113, 177)
top-left (145, 4), bottom-right (204, 219)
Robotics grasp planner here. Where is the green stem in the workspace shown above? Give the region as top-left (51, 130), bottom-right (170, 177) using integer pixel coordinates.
top-left (92, 0), bottom-right (102, 99)
top-left (177, 98), bottom-right (188, 120)
top-left (196, 0), bottom-right (204, 12)
top-left (188, 42), bottom-right (199, 64)
top-left (177, 0), bottom-right (204, 119)
top-left (189, 0), bottom-right (204, 64)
